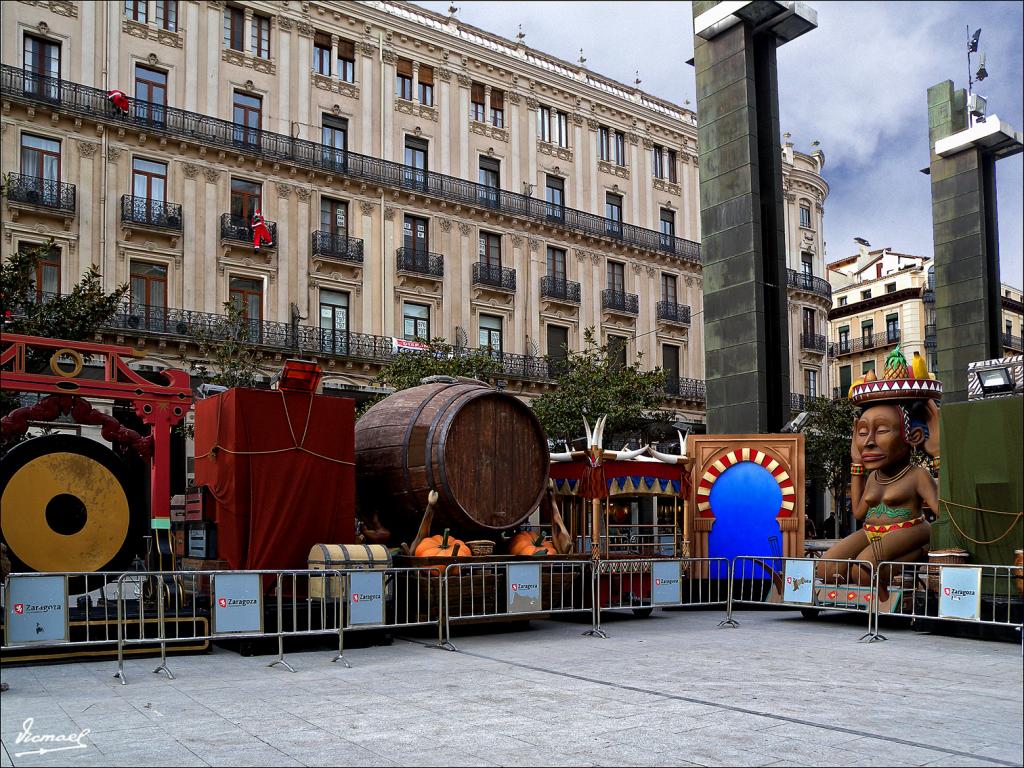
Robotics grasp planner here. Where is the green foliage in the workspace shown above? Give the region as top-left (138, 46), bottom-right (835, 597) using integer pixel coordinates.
top-left (182, 300), bottom-right (265, 390)
top-left (803, 394), bottom-right (859, 522)
top-left (0, 241), bottom-right (129, 344)
top-left (531, 327), bottom-right (668, 445)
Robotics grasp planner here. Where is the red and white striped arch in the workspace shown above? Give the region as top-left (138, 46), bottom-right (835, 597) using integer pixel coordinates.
top-left (695, 448), bottom-right (796, 518)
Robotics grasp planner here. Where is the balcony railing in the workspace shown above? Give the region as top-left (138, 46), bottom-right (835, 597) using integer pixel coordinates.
top-left (925, 323), bottom-right (936, 350)
top-left (830, 330), bottom-right (901, 356)
top-left (539, 275), bottom-right (581, 304)
top-left (311, 231), bottom-right (364, 264)
top-left (5, 173), bottom-right (76, 214)
top-left (656, 301), bottom-right (691, 324)
top-left (662, 377), bottom-right (706, 403)
top-left (120, 195), bottom-right (183, 231)
top-left (800, 332), bottom-right (826, 353)
top-left (220, 214), bottom-right (277, 246)
top-left (786, 269), bottom-right (832, 302)
top-left (0, 64), bottom-right (701, 264)
top-left (790, 393), bottom-right (806, 413)
top-left (396, 246), bottom-right (444, 278)
top-left (1004, 333), bottom-right (1023, 351)
top-left (602, 289), bottom-right (639, 315)
top-left (923, 288), bottom-right (935, 304)
top-left (473, 262), bottom-right (516, 291)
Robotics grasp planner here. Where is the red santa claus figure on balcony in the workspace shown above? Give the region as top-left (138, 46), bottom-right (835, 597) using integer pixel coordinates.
top-left (107, 88), bottom-right (130, 114)
top-left (251, 209), bottom-right (273, 252)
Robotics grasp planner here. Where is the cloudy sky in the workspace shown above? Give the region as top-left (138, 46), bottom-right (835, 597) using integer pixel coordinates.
top-left (413, 0), bottom-right (1024, 289)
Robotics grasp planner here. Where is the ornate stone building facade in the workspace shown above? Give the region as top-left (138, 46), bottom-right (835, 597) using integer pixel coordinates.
top-left (1, 0), bottom-right (830, 426)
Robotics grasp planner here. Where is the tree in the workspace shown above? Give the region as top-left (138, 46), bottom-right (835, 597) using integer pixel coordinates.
top-left (531, 327), bottom-right (669, 446)
top-left (802, 394), bottom-right (859, 529)
top-left (181, 299), bottom-right (265, 389)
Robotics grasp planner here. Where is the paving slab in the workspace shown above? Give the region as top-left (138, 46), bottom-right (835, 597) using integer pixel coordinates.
top-left (1, 611), bottom-right (1022, 767)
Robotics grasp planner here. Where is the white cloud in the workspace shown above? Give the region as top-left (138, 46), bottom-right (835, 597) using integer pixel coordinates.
top-left (413, 0), bottom-right (1024, 288)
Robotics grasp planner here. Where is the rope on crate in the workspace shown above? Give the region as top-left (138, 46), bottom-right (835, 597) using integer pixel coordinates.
top-left (940, 500), bottom-right (1022, 546)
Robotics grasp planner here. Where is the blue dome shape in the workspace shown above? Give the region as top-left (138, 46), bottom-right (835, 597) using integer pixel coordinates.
top-left (707, 461), bottom-right (783, 579)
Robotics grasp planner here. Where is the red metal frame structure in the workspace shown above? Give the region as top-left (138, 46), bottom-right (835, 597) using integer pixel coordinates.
top-left (1, 333), bottom-right (193, 528)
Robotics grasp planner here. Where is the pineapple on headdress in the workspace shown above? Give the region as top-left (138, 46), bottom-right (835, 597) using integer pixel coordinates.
top-left (883, 345), bottom-right (910, 380)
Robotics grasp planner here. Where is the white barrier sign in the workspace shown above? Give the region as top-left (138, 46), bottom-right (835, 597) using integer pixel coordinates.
top-left (783, 559), bottom-right (815, 604)
top-left (938, 566), bottom-right (982, 620)
top-left (5, 575), bottom-right (68, 645)
top-left (652, 561), bottom-right (682, 605)
top-left (212, 573), bottom-right (263, 634)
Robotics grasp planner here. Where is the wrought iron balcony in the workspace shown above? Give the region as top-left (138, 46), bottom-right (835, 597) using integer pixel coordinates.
top-left (662, 377), bottom-right (706, 402)
top-left (923, 288), bottom-right (934, 304)
top-left (5, 173), bottom-right (76, 214)
top-left (220, 214), bottom-right (277, 247)
top-left (602, 289), bottom-right (639, 315)
top-left (1004, 333), bottom-right (1023, 351)
top-left (0, 64), bottom-right (702, 263)
top-left (925, 324), bottom-right (936, 351)
top-left (311, 231), bottom-right (364, 264)
top-left (786, 268), bottom-right (832, 302)
top-left (473, 262), bottom-right (516, 291)
top-left (539, 275), bottom-right (581, 304)
top-left (800, 332), bottom-right (826, 353)
top-left (831, 331), bottom-right (900, 356)
top-left (120, 195), bottom-right (183, 231)
top-left (656, 301), bottom-right (691, 324)
top-left (396, 246), bottom-right (444, 278)
top-left (790, 393), bottom-right (806, 413)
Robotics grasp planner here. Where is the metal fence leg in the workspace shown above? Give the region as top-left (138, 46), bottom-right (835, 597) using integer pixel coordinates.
top-left (152, 584), bottom-right (175, 679)
top-left (114, 578), bottom-right (127, 685)
top-left (862, 563), bottom-right (887, 642)
top-left (268, 575), bottom-right (296, 672)
top-left (331, 580), bottom-right (351, 667)
top-left (582, 562), bottom-right (607, 638)
top-left (717, 561), bottom-right (739, 628)
top-left (436, 571), bottom-right (457, 652)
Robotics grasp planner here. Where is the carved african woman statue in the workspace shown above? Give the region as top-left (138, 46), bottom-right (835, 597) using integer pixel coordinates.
top-left (819, 347), bottom-right (942, 590)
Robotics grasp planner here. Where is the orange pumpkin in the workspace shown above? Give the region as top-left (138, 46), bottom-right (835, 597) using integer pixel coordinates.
top-left (509, 530), bottom-right (550, 557)
top-left (415, 528), bottom-right (471, 574)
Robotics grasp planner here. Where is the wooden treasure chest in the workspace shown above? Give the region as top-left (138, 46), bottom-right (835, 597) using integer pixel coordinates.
top-left (308, 543), bottom-right (392, 599)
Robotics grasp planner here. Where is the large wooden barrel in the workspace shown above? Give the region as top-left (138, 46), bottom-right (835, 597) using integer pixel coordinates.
top-left (355, 379), bottom-right (549, 543)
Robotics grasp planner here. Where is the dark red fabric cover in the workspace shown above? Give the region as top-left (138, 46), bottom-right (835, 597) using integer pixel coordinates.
top-left (195, 388), bottom-right (355, 570)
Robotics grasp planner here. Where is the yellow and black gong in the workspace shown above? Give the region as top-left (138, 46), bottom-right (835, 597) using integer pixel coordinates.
top-left (0, 434), bottom-right (147, 574)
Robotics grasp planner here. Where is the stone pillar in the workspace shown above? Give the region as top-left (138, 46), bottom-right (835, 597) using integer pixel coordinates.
top-left (484, 84), bottom-right (492, 122)
top-left (244, 8), bottom-right (254, 55)
top-left (330, 35), bottom-right (339, 78)
top-left (411, 62), bottom-right (420, 103)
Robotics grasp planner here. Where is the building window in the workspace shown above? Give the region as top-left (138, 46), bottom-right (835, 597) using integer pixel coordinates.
top-left (1006, 319), bottom-right (1013, 337)
top-left (838, 325), bottom-right (850, 353)
top-left (338, 39), bottom-right (356, 83)
top-left (801, 253), bottom-right (813, 276)
top-left (538, 105), bottom-right (551, 143)
top-left (614, 131), bottom-right (626, 166)
top-left (134, 64), bottom-right (167, 124)
top-left (608, 334), bottom-right (627, 369)
top-left (229, 178), bottom-right (261, 222)
top-left (886, 313), bottom-right (899, 342)
top-left (403, 136), bottom-right (428, 189)
top-left (662, 344), bottom-right (680, 386)
top-left (313, 34), bottom-right (331, 75)
top-left (20, 133), bottom-right (61, 189)
top-left (321, 115), bottom-right (348, 170)
top-left (20, 243), bottom-right (60, 300)
top-left (418, 65), bottom-right (434, 106)
top-left (251, 14), bottom-right (270, 59)
top-left (547, 325), bottom-right (569, 375)
top-left (555, 111), bottom-right (569, 148)
top-left (396, 58), bottom-right (413, 100)
top-left (320, 290), bottom-right (349, 353)
top-left (491, 89), bottom-right (504, 128)
top-left (232, 91), bottom-right (262, 146)
top-left (547, 246), bottom-right (567, 282)
top-left (839, 365), bottom-right (852, 395)
top-left (862, 359), bottom-right (876, 376)
top-left (403, 303), bottom-right (430, 342)
top-left (545, 175), bottom-right (565, 220)
top-left (470, 82), bottom-right (485, 122)
top-left (478, 157), bottom-right (500, 208)
top-left (802, 307), bottom-right (816, 336)
top-left (607, 260), bottom-right (625, 294)
top-left (320, 198), bottom-right (348, 237)
top-left (479, 232), bottom-right (501, 269)
top-left (130, 261), bottom-right (168, 315)
top-left (885, 281), bottom-right (897, 294)
top-left (479, 314), bottom-right (503, 354)
top-left (132, 157), bottom-right (167, 202)
top-left (605, 193), bottom-right (623, 237)
top-left (403, 215), bottom-right (429, 253)
top-left (23, 34), bottom-right (60, 99)
top-left (799, 204), bottom-right (811, 228)
top-left (861, 320), bottom-right (874, 346)
top-left (861, 289), bottom-right (872, 300)
top-left (838, 296), bottom-right (848, 307)
top-left (661, 273), bottom-right (677, 305)
top-left (659, 208), bottom-right (675, 249)
top-left (805, 369), bottom-right (818, 398)
top-left (598, 126), bottom-right (610, 161)
top-left (667, 149), bottom-right (677, 183)
top-left (124, 0), bottom-right (147, 22)
top-left (155, 1), bottom-right (177, 31)
top-left (229, 277), bottom-right (263, 325)
top-left (224, 6), bottom-right (244, 51)
top-left (653, 145), bottom-right (664, 178)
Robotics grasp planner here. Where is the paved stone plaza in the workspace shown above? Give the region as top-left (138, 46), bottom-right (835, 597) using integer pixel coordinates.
top-left (1, 610), bottom-right (1021, 767)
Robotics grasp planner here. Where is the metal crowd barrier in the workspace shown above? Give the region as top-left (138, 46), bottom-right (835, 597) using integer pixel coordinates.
top-left (869, 561), bottom-right (1024, 643)
top-left (2, 572), bottom-right (132, 655)
top-left (721, 556), bottom-right (876, 638)
top-left (115, 569), bottom-right (345, 684)
top-left (440, 560), bottom-right (591, 651)
top-left (587, 557), bottom-right (730, 638)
